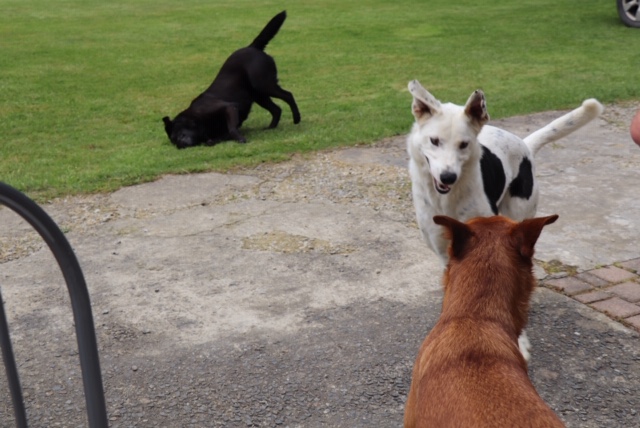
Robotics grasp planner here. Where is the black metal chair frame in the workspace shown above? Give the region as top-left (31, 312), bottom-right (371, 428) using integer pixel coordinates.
top-left (0, 182), bottom-right (108, 427)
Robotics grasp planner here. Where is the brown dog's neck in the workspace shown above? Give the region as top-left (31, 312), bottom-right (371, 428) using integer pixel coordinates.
top-left (439, 259), bottom-right (534, 338)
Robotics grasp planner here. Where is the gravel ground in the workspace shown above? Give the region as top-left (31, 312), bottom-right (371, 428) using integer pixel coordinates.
top-left (3, 290), bottom-right (638, 427)
top-left (1, 104), bottom-right (640, 427)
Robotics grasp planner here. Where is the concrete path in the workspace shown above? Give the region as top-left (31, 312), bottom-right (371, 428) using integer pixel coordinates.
top-left (0, 103), bottom-right (639, 427)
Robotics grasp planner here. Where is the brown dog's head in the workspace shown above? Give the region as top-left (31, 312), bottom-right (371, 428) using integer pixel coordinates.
top-left (433, 214), bottom-right (558, 333)
top-left (433, 214), bottom-right (558, 264)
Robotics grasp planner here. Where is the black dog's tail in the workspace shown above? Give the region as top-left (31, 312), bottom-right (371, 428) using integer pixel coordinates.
top-left (249, 11), bottom-right (287, 51)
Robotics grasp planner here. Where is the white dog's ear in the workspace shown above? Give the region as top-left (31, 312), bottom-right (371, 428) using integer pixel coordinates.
top-left (408, 80), bottom-right (441, 120)
top-left (464, 90), bottom-right (489, 128)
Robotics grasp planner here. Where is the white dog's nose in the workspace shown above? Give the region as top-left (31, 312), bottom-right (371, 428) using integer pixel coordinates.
top-left (440, 172), bottom-right (457, 185)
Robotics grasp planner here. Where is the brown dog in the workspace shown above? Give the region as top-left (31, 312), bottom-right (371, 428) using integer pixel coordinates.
top-left (404, 214), bottom-right (564, 428)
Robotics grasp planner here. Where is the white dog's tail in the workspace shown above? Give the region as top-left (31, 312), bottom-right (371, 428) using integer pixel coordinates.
top-left (523, 99), bottom-right (604, 155)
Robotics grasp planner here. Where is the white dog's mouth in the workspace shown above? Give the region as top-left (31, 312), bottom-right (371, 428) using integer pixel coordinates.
top-left (433, 178), bottom-right (451, 194)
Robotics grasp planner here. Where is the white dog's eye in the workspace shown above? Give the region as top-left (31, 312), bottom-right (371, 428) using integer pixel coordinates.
top-left (430, 137), bottom-right (440, 147)
top-left (460, 141), bottom-right (469, 149)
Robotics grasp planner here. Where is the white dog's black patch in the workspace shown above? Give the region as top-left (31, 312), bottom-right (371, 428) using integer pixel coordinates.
top-left (508, 158), bottom-right (534, 200)
top-left (479, 146), bottom-right (506, 215)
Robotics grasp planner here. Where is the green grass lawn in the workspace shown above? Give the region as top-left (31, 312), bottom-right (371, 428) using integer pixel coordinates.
top-left (1, 0), bottom-right (639, 200)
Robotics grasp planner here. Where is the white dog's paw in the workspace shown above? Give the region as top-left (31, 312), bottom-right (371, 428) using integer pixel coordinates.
top-left (518, 330), bottom-right (532, 362)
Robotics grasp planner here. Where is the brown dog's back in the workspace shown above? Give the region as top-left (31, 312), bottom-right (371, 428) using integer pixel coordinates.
top-left (404, 215), bottom-right (564, 428)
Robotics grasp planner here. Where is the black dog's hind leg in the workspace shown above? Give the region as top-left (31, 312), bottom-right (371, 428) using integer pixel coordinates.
top-left (270, 85), bottom-right (300, 125)
top-left (255, 95), bottom-right (283, 129)
top-left (255, 86), bottom-right (300, 127)
top-left (247, 61), bottom-right (301, 126)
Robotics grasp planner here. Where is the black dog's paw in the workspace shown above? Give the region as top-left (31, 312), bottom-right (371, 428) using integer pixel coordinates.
top-left (227, 130), bottom-right (247, 144)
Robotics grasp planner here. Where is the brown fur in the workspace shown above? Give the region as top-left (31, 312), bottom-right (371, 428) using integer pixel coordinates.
top-left (404, 215), bottom-right (564, 428)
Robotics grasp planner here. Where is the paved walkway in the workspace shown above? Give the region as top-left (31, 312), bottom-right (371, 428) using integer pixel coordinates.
top-left (543, 258), bottom-right (640, 331)
top-left (495, 103), bottom-right (640, 335)
top-left (1, 103), bottom-right (640, 427)
top-left (342, 102), bottom-right (640, 335)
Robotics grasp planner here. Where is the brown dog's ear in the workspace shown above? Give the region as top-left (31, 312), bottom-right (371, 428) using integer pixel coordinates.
top-left (464, 90), bottom-right (489, 129)
top-left (433, 215), bottom-right (475, 260)
top-left (511, 215), bottom-right (559, 259)
top-left (408, 80), bottom-right (442, 121)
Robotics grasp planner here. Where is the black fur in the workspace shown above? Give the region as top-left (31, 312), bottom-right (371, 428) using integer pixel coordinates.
top-left (480, 145), bottom-right (506, 215)
top-left (509, 157), bottom-right (534, 199)
top-left (162, 11), bottom-right (300, 149)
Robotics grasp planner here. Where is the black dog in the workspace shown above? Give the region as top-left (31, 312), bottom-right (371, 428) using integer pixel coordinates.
top-left (162, 11), bottom-right (301, 149)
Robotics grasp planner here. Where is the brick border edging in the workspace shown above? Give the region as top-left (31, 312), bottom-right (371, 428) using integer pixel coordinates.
top-left (540, 258), bottom-right (640, 332)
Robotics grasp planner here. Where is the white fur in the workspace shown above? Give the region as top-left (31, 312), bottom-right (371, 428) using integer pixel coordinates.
top-left (407, 80), bottom-right (603, 264)
top-left (407, 80), bottom-right (603, 360)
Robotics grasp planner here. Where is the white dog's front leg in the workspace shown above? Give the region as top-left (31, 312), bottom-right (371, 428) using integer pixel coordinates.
top-left (518, 329), bottom-right (531, 362)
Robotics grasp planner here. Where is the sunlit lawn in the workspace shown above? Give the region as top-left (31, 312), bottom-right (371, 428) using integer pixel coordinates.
top-left (1, 0), bottom-right (638, 199)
